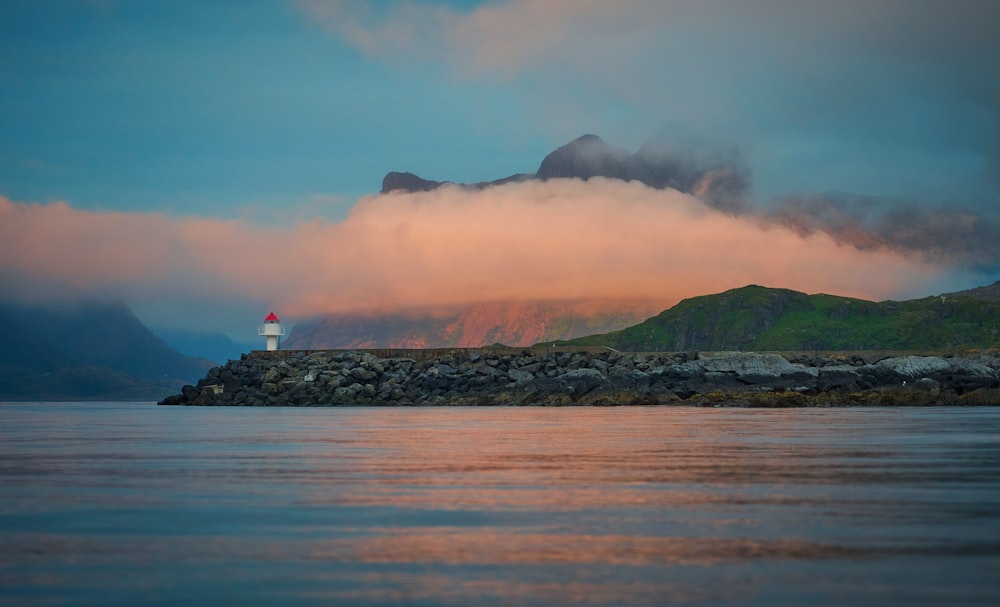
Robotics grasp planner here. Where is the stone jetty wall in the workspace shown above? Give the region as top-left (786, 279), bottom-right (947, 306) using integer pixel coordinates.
top-left (158, 348), bottom-right (1000, 407)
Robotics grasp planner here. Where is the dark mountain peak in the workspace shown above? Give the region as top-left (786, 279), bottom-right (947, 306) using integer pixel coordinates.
top-left (473, 173), bottom-right (535, 188)
top-left (381, 171), bottom-right (445, 194)
top-left (378, 132), bottom-right (749, 212)
top-left (381, 170), bottom-right (534, 194)
top-left (536, 134), bottom-right (637, 181)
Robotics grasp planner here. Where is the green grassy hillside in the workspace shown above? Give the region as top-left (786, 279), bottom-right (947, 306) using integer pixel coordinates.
top-left (542, 285), bottom-right (1000, 352)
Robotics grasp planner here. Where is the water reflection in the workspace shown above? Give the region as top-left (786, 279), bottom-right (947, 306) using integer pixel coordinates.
top-left (1, 404), bottom-right (999, 606)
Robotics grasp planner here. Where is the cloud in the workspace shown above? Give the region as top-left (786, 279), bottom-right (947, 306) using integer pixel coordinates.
top-left (296, 0), bottom-right (622, 75)
top-left (0, 182), bottom-right (968, 333)
top-left (298, 1), bottom-right (1000, 82)
top-left (769, 193), bottom-right (1000, 272)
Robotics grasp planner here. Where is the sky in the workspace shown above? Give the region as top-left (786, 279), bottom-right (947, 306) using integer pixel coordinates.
top-left (1, 0), bottom-right (998, 341)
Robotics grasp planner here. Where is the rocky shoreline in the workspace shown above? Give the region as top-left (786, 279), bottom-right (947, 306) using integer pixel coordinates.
top-left (158, 348), bottom-right (1000, 407)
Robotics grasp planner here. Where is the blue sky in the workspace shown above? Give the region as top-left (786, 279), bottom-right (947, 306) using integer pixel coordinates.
top-left (1, 1), bottom-right (998, 339)
top-left (1, 0), bottom-right (552, 218)
top-left (4, 0), bottom-right (996, 216)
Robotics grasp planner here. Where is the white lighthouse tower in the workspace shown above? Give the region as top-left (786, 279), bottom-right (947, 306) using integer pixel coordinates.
top-left (259, 312), bottom-right (285, 351)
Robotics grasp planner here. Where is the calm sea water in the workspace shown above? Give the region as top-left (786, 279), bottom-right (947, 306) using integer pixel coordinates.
top-left (1, 403), bottom-right (999, 606)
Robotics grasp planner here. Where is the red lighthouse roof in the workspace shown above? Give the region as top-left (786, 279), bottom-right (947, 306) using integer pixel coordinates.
top-left (264, 312), bottom-right (280, 322)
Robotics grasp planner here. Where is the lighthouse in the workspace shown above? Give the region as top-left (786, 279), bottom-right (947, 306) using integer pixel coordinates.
top-left (259, 312), bottom-right (285, 351)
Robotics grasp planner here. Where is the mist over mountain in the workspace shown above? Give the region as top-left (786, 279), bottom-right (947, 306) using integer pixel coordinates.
top-left (0, 300), bottom-right (214, 400)
top-left (381, 133), bottom-right (999, 277)
top-left (381, 133), bottom-right (749, 213)
top-left (770, 192), bottom-right (1000, 271)
top-left (319, 132), bottom-right (998, 350)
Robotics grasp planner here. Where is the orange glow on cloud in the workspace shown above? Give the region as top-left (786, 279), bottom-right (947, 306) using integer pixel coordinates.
top-left (0, 180), bottom-right (956, 317)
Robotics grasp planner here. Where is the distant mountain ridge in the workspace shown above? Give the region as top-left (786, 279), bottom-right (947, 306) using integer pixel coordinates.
top-left (546, 284), bottom-right (1000, 352)
top-left (0, 300), bottom-right (215, 400)
top-left (153, 327), bottom-right (254, 364)
top-left (380, 133), bottom-right (747, 212)
top-left (285, 280), bottom-right (1000, 353)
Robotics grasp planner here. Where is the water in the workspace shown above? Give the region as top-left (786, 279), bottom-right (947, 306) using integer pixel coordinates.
top-left (1, 404), bottom-right (999, 606)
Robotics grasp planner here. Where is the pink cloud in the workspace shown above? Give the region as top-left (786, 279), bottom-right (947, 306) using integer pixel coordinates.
top-left (0, 183), bottom-right (962, 328)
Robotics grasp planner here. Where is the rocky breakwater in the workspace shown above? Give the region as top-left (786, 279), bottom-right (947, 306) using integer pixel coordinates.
top-left (158, 349), bottom-right (1000, 407)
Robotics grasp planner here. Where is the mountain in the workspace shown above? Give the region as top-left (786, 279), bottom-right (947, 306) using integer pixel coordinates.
top-left (545, 284), bottom-right (1000, 352)
top-left (379, 133), bottom-right (747, 212)
top-left (380, 170), bottom-right (535, 194)
top-left (380, 171), bottom-right (446, 193)
top-left (283, 301), bottom-right (653, 350)
top-left (153, 327), bottom-right (254, 364)
top-left (536, 134), bottom-right (638, 181)
top-left (0, 300), bottom-right (215, 400)
top-left (360, 133), bottom-right (749, 351)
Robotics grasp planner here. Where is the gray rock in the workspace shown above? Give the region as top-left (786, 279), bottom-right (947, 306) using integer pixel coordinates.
top-left (875, 356), bottom-right (952, 378)
top-left (159, 347), bottom-right (1000, 407)
top-left (692, 352), bottom-right (817, 380)
top-left (508, 369), bottom-right (535, 384)
top-left (914, 377), bottom-right (941, 392)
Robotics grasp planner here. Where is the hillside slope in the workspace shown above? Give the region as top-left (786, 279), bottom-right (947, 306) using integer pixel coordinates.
top-left (0, 300), bottom-right (215, 400)
top-left (547, 285), bottom-right (1000, 352)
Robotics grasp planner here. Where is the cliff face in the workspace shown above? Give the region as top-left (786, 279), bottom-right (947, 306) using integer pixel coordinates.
top-left (160, 348), bottom-right (1000, 407)
top-left (284, 302), bottom-right (652, 350)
